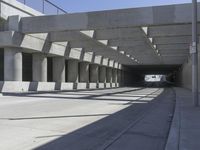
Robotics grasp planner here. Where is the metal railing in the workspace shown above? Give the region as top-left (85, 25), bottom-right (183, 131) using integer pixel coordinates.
top-left (17, 0), bottom-right (67, 15)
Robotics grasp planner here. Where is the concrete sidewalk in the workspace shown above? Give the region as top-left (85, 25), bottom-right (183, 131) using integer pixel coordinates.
top-left (165, 88), bottom-right (200, 150)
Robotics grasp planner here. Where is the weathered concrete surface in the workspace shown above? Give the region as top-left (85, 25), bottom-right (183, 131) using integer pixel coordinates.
top-left (89, 64), bottom-right (99, 82)
top-left (52, 57), bottom-right (65, 83)
top-left (0, 87), bottom-right (173, 150)
top-left (32, 53), bottom-right (47, 82)
top-left (67, 59), bottom-right (79, 83)
top-left (79, 62), bottom-right (89, 82)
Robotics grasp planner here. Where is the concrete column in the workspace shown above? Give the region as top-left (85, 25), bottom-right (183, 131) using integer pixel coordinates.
top-left (53, 57), bottom-right (65, 82)
top-left (112, 69), bottom-right (118, 83)
top-left (67, 59), bottom-right (79, 82)
top-left (32, 53), bottom-right (47, 82)
top-left (79, 62), bottom-right (89, 82)
top-left (106, 67), bottom-right (112, 83)
top-left (89, 64), bottom-right (99, 82)
top-left (4, 48), bottom-right (22, 81)
top-left (117, 69), bottom-right (122, 84)
top-left (99, 66), bottom-right (106, 83)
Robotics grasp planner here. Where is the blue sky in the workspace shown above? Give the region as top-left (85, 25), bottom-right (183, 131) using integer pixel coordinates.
top-left (17, 0), bottom-right (200, 13)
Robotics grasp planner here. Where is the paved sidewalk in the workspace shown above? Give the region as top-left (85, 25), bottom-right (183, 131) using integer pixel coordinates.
top-left (165, 88), bottom-right (200, 150)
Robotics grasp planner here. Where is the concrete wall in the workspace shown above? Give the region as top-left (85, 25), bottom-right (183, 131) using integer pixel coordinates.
top-left (179, 53), bottom-right (200, 91)
top-left (0, 49), bottom-right (4, 81)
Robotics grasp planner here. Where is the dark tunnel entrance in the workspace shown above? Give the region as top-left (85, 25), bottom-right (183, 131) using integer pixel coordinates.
top-left (123, 65), bottom-right (181, 87)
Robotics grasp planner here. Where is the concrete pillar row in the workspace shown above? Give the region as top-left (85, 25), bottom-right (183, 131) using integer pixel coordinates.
top-left (99, 66), bottom-right (106, 83)
top-left (106, 67), bottom-right (113, 83)
top-left (89, 64), bottom-right (99, 82)
top-left (67, 59), bottom-right (79, 83)
top-left (4, 48), bottom-right (22, 81)
top-left (53, 57), bottom-right (65, 82)
top-left (79, 62), bottom-right (89, 82)
top-left (32, 53), bottom-right (47, 82)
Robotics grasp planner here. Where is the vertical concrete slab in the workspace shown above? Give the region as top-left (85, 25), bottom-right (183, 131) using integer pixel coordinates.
top-left (106, 67), bottom-right (112, 83)
top-left (99, 66), bottom-right (106, 83)
top-left (79, 62), bottom-right (89, 82)
top-left (32, 53), bottom-right (47, 82)
top-left (89, 64), bottom-right (99, 82)
top-left (53, 57), bottom-right (65, 82)
top-left (4, 48), bottom-right (22, 81)
top-left (0, 49), bottom-right (4, 81)
top-left (67, 59), bottom-right (79, 82)
top-left (112, 69), bottom-right (118, 83)
top-left (117, 69), bottom-right (122, 85)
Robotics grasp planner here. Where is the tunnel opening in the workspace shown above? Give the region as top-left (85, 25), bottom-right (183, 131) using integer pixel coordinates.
top-left (124, 65), bottom-right (181, 88)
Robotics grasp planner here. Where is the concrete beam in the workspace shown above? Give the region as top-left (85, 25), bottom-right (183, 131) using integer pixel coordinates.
top-left (149, 24), bottom-right (200, 37)
top-left (0, 31), bottom-right (135, 65)
top-left (154, 36), bottom-right (191, 45)
top-left (20, 3), bottom-right (200, 33)
top-left (108, 39), bottom-right (147, 47)
top-left (157, 44), bottom-right (189, 50)
top-left (94, 28), bottom-right (143, 40)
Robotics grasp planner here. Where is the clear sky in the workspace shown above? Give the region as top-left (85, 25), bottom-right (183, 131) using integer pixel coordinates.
top-left (48, 0), bottom-right (200, 13)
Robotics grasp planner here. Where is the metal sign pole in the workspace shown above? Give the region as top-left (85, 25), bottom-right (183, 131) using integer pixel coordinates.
top-left (192, 0), bottom-right (199, 106)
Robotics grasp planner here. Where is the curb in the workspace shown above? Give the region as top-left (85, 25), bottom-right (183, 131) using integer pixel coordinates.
top-left (165, 88), bottom-right (180, 150)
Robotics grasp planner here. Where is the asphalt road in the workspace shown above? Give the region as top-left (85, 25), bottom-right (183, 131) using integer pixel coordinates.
top-left (0, 87), bottom-right (175, 150)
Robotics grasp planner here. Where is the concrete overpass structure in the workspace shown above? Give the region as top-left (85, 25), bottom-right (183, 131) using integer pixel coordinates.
top-left (0, 1), bottom-right (200, 150)
top-left (0, 0), bottom-right (199, 93)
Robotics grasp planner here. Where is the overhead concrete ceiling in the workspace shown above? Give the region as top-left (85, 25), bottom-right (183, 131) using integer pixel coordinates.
top-left (18, 2), bottom-right (200, 66)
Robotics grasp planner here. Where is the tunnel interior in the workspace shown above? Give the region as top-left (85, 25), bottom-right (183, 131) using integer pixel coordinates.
top-left (124, 65), bottom-right (181, 87)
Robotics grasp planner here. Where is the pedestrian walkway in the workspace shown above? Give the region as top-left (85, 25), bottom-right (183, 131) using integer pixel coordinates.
top-left (165, 88), bottom-right (200, 150)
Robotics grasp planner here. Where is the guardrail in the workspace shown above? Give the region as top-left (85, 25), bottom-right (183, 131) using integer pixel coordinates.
top-left (17, 0), bottom-right (67, 15)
